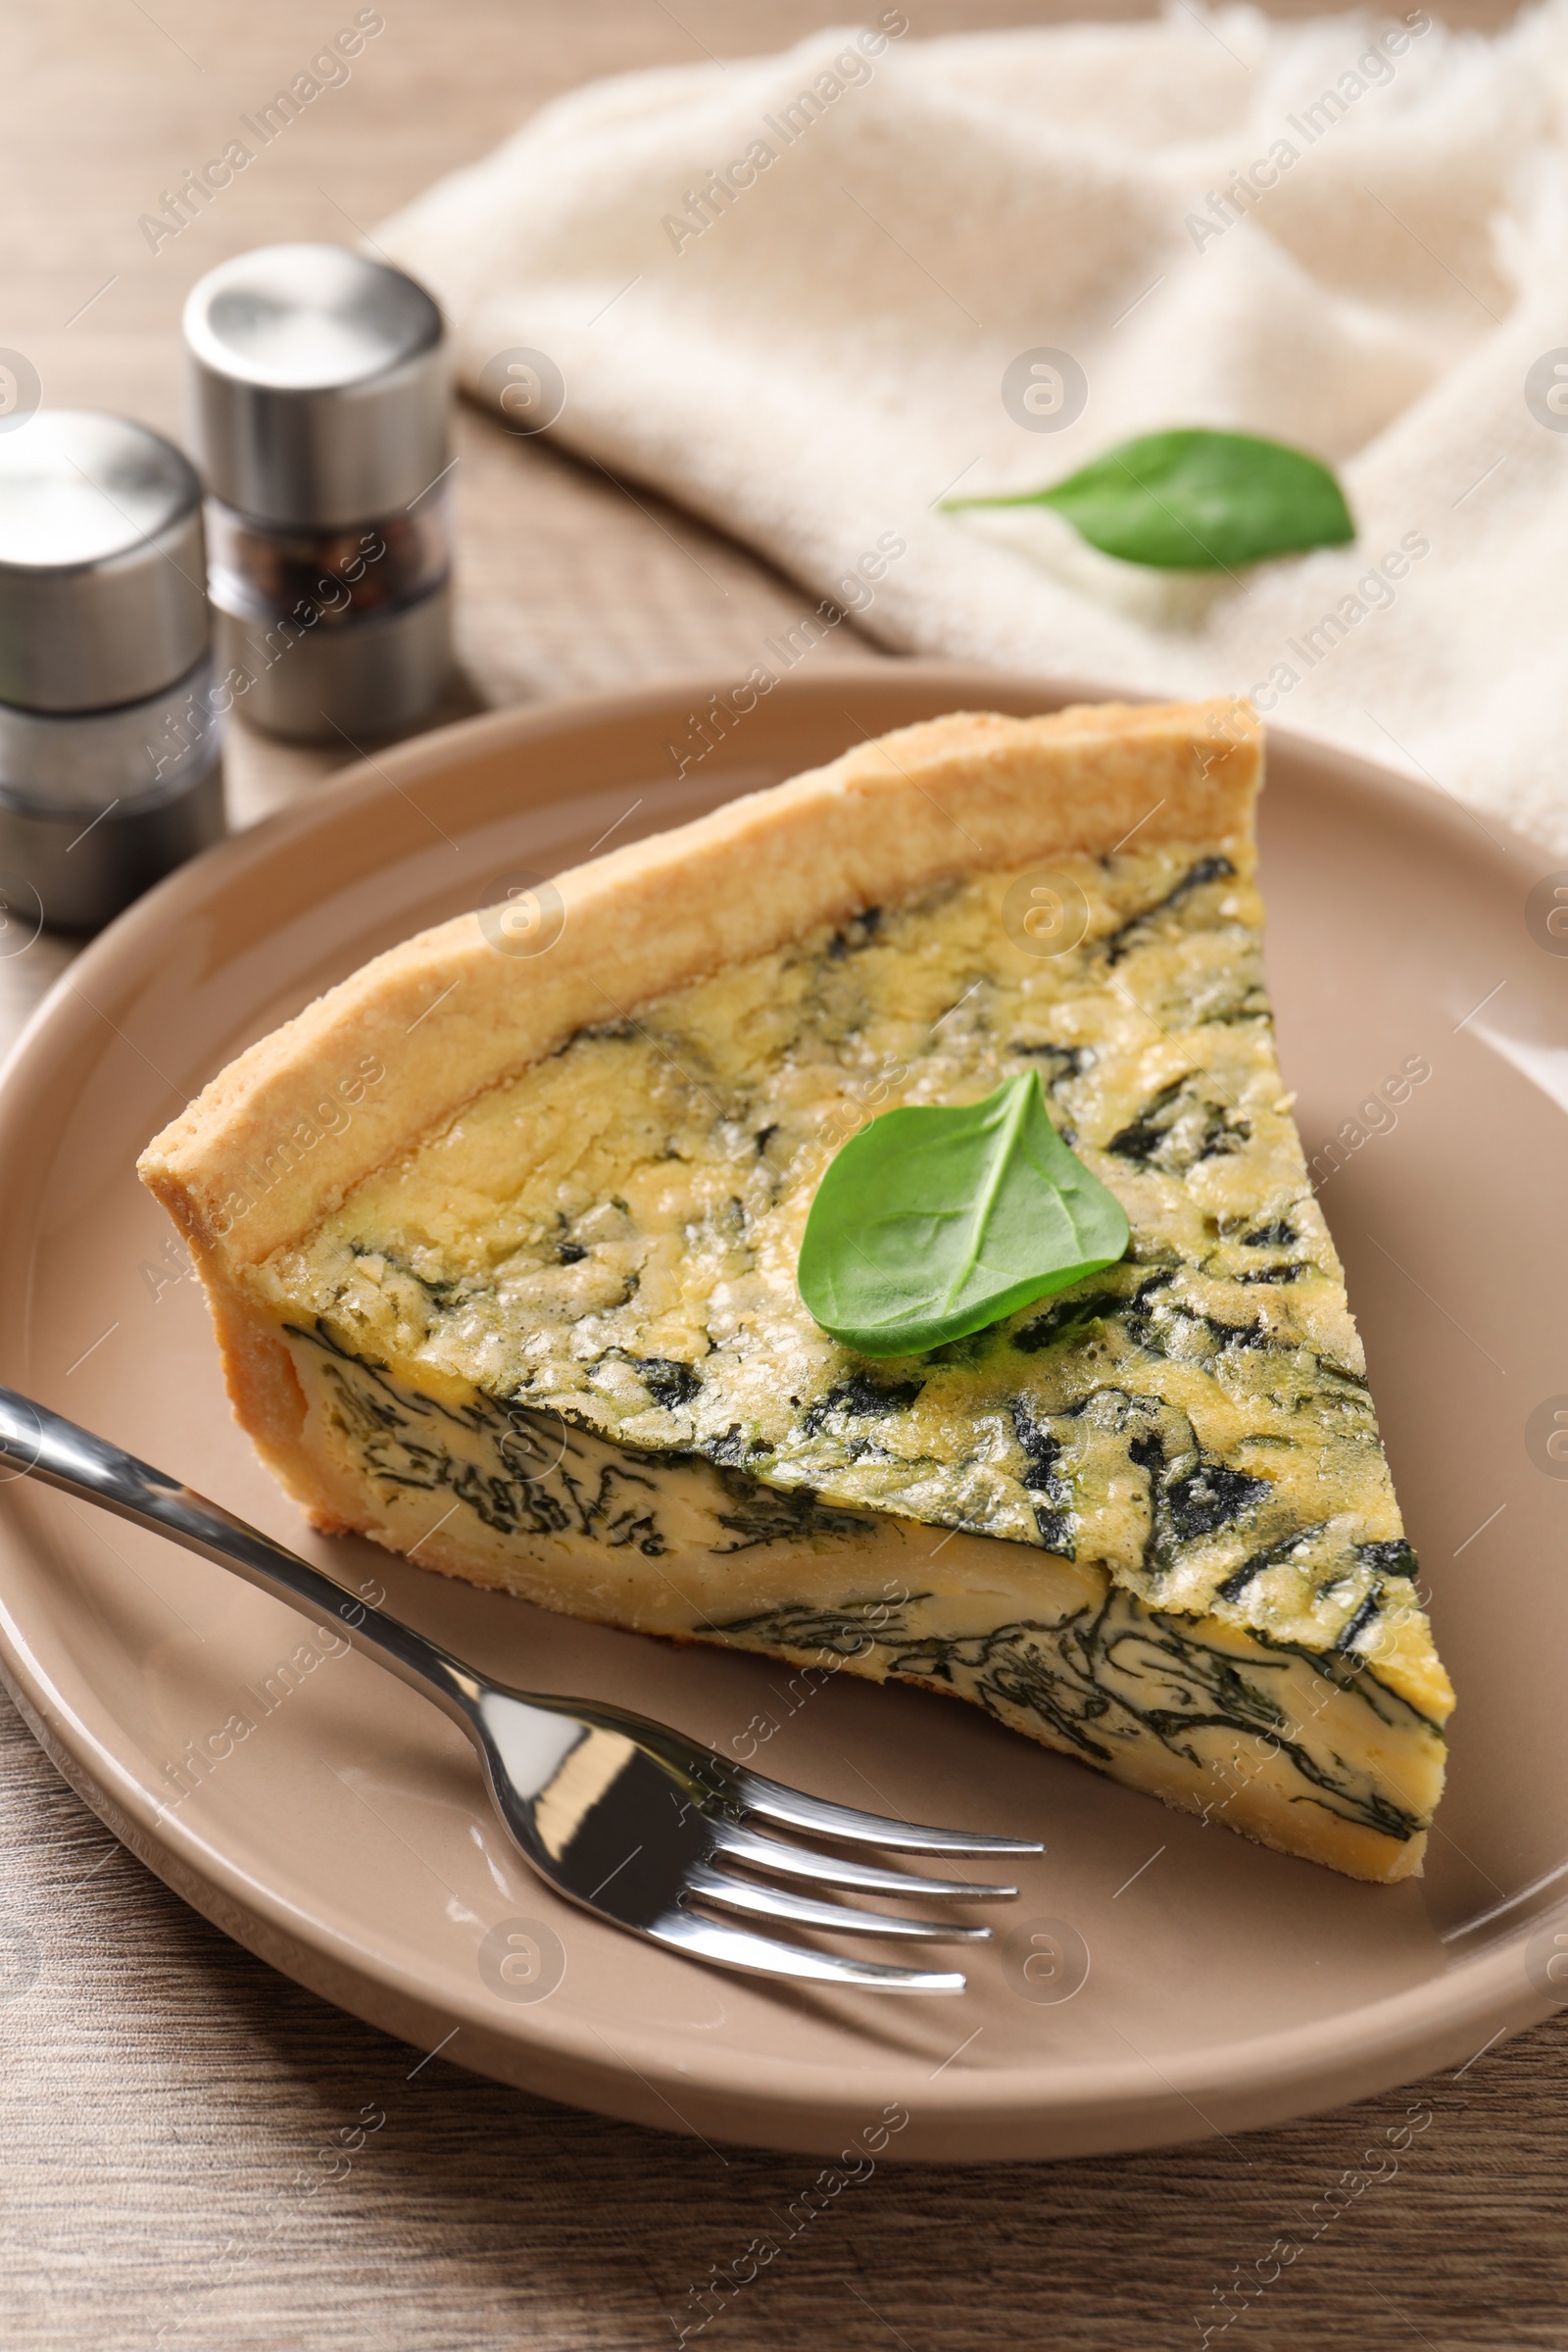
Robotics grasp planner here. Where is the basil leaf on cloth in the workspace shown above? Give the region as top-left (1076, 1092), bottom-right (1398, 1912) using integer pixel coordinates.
top-left (798, 1072), bottom-right (1130, 1358)
top-left (948, 427), bottom-right (1354, 570)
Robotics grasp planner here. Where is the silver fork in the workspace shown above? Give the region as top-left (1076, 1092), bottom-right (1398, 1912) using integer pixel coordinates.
top-left (0, 1386), bottom-right (1040, 1994)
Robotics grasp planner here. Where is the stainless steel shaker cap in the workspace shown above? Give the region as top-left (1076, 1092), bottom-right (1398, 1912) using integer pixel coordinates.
top-left (0, 412), bottom-right (209, 714)
top-left (184, 244), bottom-right (448, 528)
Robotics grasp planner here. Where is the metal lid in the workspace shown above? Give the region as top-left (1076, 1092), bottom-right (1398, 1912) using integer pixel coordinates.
top-left (184, 244), bottom-right (448, 528)
top-left (0, 412), bottom-right (209, 714)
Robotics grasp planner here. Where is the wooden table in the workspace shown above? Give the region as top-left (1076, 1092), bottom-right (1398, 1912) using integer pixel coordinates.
top-left (3, 3), bottom-right (1560, 2346)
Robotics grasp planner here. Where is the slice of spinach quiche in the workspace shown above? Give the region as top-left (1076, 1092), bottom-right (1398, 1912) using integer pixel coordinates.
top-left (139, 699), bottom-right (1452, 1883)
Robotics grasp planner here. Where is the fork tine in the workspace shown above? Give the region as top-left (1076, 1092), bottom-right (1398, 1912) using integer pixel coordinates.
top-left (647, 1907), bottom-right (966, 1993)
top-left (738, 1771), bottom-right (1046, 1858)
top-left (685, 1861), bottom-right (991, 1943)
top-left (710, 1819), bottom-right (1019, 1901)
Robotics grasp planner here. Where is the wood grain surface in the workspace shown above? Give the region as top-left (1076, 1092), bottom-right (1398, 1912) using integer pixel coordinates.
top-left (3, 3), bottom-right (1563, 2347)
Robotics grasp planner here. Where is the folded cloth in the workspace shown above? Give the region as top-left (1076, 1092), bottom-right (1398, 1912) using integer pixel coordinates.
top-left (380, 5), bottom-right (1568, 848)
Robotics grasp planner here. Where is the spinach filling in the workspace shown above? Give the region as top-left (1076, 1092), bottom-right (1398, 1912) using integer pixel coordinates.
top-left (281, 843), bottom-right (1424, 1692)
top-left (712, 1590), bottom-right (1429, 1847)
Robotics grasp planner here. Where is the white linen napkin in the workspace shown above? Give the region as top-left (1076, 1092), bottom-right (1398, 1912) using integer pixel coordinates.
top-left (380, 5), bottom-right (1568, 849)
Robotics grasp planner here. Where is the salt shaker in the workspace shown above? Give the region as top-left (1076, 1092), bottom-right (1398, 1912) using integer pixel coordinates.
top-left (0, 411), bottom-right (224, 934)
top-left (183, 243), bottom-right (453, 744)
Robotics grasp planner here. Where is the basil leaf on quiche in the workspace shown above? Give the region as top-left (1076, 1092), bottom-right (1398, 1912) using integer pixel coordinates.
top-left (946, 427), bottom-right (1354, 570)
top-left (798, 1072), bottom-right (1130, 1357)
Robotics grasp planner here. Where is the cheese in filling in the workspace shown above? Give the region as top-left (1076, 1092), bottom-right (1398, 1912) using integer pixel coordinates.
top-left (236, 840), bottom-right (1451, 1883)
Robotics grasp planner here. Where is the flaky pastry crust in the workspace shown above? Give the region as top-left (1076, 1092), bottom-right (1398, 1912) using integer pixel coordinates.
top-left (139, 699), bottom-right (1259, 1270)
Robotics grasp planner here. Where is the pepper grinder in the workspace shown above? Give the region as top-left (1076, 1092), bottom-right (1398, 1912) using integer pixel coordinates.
top-left (183, 243), bottom-right (453, 745)
top-left (0, 411), bottom-right (225, 934)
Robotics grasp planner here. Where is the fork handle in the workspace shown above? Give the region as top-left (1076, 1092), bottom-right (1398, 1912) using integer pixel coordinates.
top-left (0, 1381), bottom-right (486, 1737)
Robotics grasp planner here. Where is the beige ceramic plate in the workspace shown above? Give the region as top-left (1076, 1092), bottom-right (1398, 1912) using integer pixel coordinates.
top-left (2, 664), bottom-right (1565, 2162)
